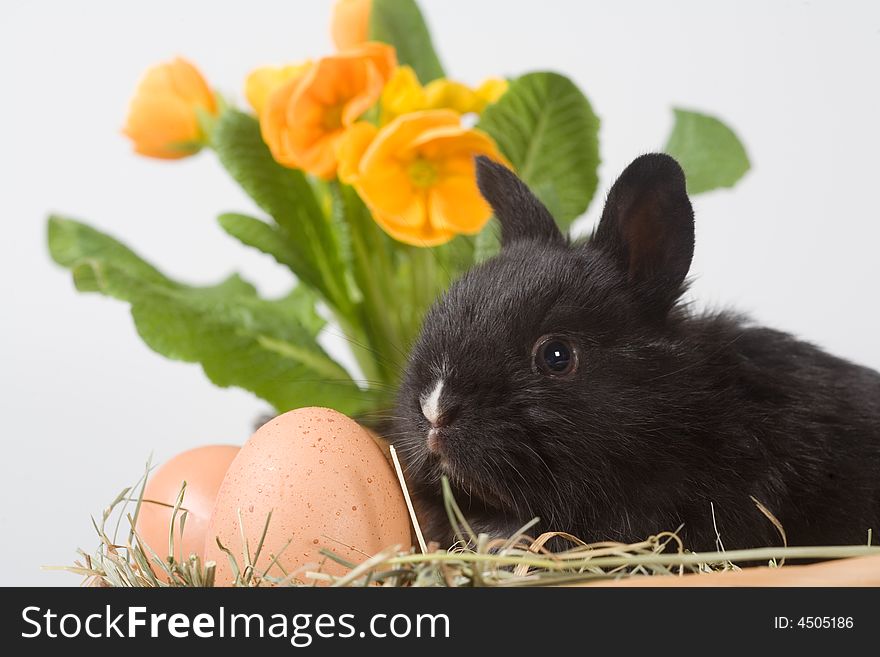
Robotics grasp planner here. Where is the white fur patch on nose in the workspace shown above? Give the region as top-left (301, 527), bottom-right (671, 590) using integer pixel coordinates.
top-left (420, 378), bottom-right (444, 427)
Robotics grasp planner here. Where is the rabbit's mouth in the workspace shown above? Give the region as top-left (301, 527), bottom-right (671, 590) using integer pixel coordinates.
top-left (433, 455), bottom-right (514, 513)
top-left (425, 426), bottom-right (446, 455)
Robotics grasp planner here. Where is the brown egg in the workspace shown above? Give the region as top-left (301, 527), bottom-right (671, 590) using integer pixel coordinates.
top-left (204, 407), bottom-right (411, 586)
top-left (365, 426), bottom-right (392, 464)
top-left (136, 445), bottom-right (240, 565)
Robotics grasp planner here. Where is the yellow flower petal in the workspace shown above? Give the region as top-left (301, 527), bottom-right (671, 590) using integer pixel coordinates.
top-left (356, 111), bottom-right (459, 214)
top-left (474, 77), bottom-right (509, 109)
top-left (260, 76), bottom-right (304, 168)
top-left (429, 174), bottom-right (493, 234)
top-left (408, 123), bottom-right (499, 155)
top-left (380, 71), bottom-right (505, 123)
top-left (371, 204), bottom-right (457, 247)
top-left (424, 79), bottom-right (481, 114)
top-left (357, 163), bottom-right (418, 216)
top-left (245, 63), bottom-right (310, 116)
top-left (352, 109), bottom-right (506, 246)
top-left (361, 110), bottom-right (460, 168)
top-left (380, 66), bottom-right (427, 123)
top-left (336, 121), bottom-right (378, 184)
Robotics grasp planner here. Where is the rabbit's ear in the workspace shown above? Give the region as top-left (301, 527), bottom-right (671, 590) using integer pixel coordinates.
top-left (593, 153), bottom-right (694, 314)
top-left (475, 156), bottom-right (564, 246)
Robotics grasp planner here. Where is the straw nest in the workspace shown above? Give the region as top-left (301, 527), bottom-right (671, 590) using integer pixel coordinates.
top-left (53, 458), bottom-right (879, 587)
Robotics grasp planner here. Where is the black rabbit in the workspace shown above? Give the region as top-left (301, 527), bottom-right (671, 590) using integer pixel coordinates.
top-left (392, 153), bottom-right (880, 552)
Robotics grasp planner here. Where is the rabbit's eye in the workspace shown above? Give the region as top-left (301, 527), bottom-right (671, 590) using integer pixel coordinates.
top-left (532, 336), bottom-right (579, 377)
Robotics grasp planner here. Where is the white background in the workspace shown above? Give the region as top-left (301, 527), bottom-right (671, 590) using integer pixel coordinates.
top-left (2, 0), bottom-right (878, 585)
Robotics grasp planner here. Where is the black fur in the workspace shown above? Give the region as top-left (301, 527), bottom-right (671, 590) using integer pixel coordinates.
top-left (392, 154), bottom-right (880, 551)
top-left (475, 155), bottom-right (564, 247)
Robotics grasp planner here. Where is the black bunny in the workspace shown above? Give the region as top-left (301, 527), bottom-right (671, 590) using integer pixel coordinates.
top-left (392, 154), bottom-right (880, 552)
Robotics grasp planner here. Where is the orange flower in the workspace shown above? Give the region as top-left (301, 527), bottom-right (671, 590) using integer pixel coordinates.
top-left (122, 57), bottom-right (218, 159)
top-left (336, 121), bottom-right (378, 184)
top-left (331, 0), bottom-right (372, 51)
top-left (244, 63), bottom-right (311, 116)
top-left (344, 110), bottom-right (507, 246)
top-left (260, 43), bottom-right (396, 179)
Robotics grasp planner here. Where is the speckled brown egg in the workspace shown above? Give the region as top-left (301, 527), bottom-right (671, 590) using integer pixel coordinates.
top-left (204, 407), bottom-right (411, 585)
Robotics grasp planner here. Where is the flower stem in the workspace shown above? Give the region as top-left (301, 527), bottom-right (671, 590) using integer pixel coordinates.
top-left (333, 183), bottom-right (407, 401)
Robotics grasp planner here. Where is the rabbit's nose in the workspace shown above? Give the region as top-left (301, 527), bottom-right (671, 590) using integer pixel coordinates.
top-left (426, 410), bottom-right (453, 429)
top-left (420, 378), bottom-right (460, 453)
top-left (425, 412), bottom-right (458, 454)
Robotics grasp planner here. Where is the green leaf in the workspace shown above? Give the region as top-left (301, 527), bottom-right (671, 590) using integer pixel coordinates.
top-left (217, 212), bottom-right (327, 297)
top-left (211, 110), bottom-right (350, 311)
top-left (663, 108), bottom-right (750, 194)
top-left (48, 216), bottom-right (369, 415)
top-left (473, 218), bottom-right (501, 264)
top-left (49, 214), bottom-right (167, 285)
top-left (478, 72), bottom-right (600, 231)
top-left (212, 111), bottom-right (322, 236)
top-left (369, 0), bottom-right (445, 83)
